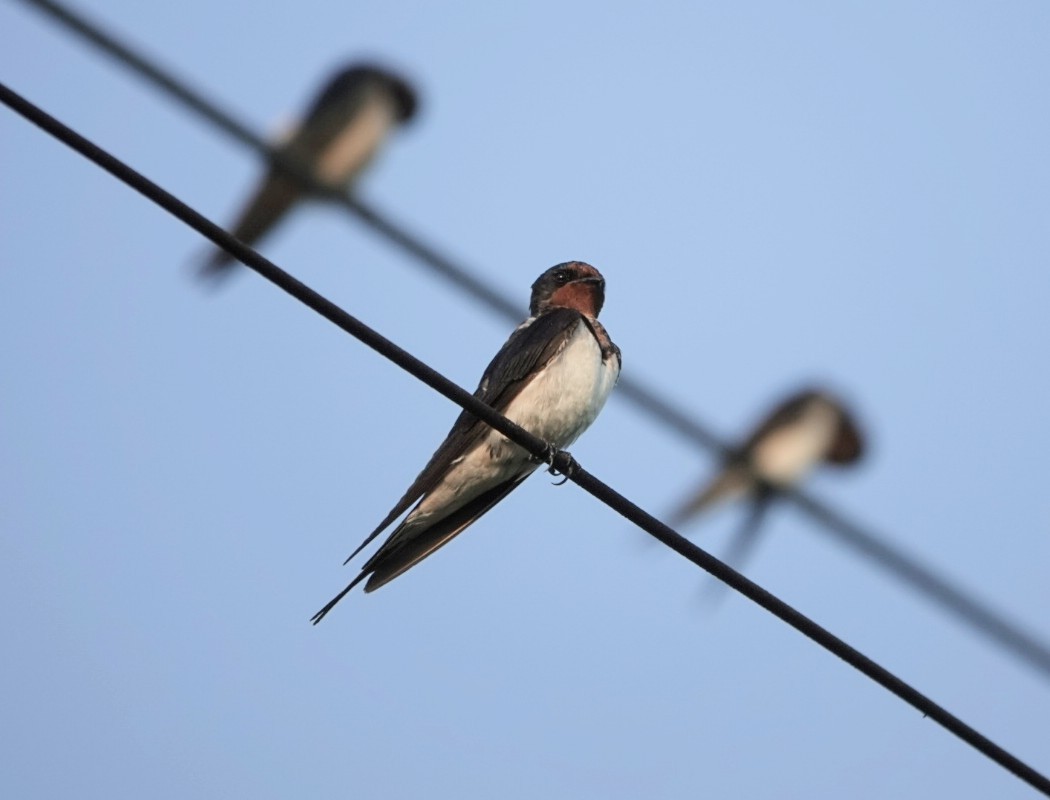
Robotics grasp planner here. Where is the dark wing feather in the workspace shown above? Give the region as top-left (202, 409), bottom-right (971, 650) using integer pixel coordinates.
top-left (310, 475), bottom-right (526, 622)
top-left (472, 307), bottom-right (588, 409)
top-left (299, 70), bottom-right (370, 126)
top-left (362, 473), bottom-right (530, 593)
top-left (341, 308), bottom-right (586, 565)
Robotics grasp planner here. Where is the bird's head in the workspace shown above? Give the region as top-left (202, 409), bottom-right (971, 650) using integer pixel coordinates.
top-left (322, 63), bottom-right (419, 123)
top-left (530, 261), bottom-right (607, 318)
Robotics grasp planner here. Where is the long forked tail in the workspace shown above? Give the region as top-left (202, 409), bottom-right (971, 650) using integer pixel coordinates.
top-left (310, 570), bottom-right (369, 625)
top-left (310, 477), bottom-right (529, 623)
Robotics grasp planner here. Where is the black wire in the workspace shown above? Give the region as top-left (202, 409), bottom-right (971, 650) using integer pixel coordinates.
top-left (3, 80), bottom-right (1048, 797)
top-left (786, 491), bottom-right (1050, 679)
top-left (16, 0), bottom-right (1050, 686)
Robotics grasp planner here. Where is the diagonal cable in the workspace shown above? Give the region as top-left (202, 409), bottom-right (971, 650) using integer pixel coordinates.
top-left (3, 79), bottom-right (1049, 796)
top-left (12, 0), bottom-right (1050, 684)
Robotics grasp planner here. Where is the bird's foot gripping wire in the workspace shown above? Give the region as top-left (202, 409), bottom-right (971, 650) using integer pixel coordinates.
top-left (534, 443), bottom-right (575, 485)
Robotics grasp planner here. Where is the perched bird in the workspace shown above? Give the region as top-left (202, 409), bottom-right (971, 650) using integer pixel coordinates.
top-left (668, 388), bottom-right (865, 584)
top-left (312, 261), bottom-right (621, 622)
top-left (201, 63), bottom-right (418, 276)
top-left (671, 388), bottom-right (864, 524)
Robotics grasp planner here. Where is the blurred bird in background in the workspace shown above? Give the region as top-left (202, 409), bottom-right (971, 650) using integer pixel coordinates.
top-left (200, 62), bottom-right (418, 277)
top-left (669, 387), bottom-right (865, 591)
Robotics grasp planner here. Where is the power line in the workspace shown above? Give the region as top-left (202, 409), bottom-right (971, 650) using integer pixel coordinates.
top-left (12, 0), bottom-right (1050, 683)
top-left (3, 79), bottom-right (1048, 797)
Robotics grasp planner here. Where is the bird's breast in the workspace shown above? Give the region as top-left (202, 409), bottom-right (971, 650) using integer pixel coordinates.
top-left (499, 320), bottom-right (619, 449)
top-left (752, 405), bottom-right (839, 484)
top-left (314, 95), bottom-right (399, 186)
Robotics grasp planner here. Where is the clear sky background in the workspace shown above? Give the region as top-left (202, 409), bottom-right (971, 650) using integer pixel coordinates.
top-left (2, 2), bottom-right (1049, 798)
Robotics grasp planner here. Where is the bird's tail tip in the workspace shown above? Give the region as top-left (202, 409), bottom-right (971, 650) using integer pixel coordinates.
top-left (310, 595), bottom-right (343, 625)
top-left (309, 571), bottom-right (369, 624)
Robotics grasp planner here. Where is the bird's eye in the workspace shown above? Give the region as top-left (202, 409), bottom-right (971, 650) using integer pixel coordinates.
top-left (553, 270), bottom-right (571, 285)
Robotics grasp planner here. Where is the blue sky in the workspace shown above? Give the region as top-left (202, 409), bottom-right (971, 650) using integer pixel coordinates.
top-left (2, 2), bottom-right (1049, 798)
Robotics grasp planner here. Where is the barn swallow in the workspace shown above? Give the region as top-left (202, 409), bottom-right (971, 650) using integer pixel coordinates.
top-left (671, 388), bottom-right (864, 524)
top-left (200, 63), bottom-right (418, 276)
top-left (668, 388), bottom-right (864, 584)
top-left (311, 261), bottom-right (621, 623)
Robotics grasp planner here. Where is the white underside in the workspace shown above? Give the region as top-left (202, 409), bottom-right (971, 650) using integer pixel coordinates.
top-left (406, 319), bottom-right (618, 527)
top-left (315, 95), bottom-right (398, 186)
top-left (752, 402), bottom-right (838, 485)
